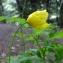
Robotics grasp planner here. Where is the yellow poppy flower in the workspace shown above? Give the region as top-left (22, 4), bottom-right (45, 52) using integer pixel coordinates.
top-left (27, 10), bottom-right (49, 30)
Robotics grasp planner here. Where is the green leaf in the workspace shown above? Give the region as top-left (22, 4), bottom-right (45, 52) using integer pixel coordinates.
top-left (50, 31), bottom-right (63, 39)
top-left (0, 16), bottom-right (6, 22)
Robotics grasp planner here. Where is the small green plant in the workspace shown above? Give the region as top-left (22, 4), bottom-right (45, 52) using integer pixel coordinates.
top-left (6, 10), bottom-right (63, 63)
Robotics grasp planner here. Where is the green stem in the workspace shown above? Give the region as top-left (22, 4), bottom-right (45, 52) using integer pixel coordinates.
top-left (32, 35), bottom-right (43, 60)
top-left (33, 35), bottom-right (48, 63)
top-left (20, 25), bottom-right (25, 52)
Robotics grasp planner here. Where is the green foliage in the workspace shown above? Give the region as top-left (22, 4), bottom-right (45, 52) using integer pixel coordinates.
top-left (50, 31), bottom-right (63, 39)
top-left (7, 50), bottom-right (42, 63)
top-left (7, 43), bottom-right (63, 63)
top-left (0, 16), bottom-right (6, 22)
top-left (55, 44), bottom-right (63, 63)
top-left (7, 17), bottom-right (30, 28)
top-left (7, 17), bottom-right (26, 24)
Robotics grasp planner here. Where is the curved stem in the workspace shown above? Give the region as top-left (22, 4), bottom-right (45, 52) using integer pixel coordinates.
top-left (8, 22), bottom-right (27, 63)
top-left (8, 26), bottom-right (20, 63)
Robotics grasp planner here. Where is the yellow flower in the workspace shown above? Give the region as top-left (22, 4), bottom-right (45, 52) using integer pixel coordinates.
top-left (35, 23), bottom-right (50, 30)
top-left (27, 10), bottom-right (49, 30)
